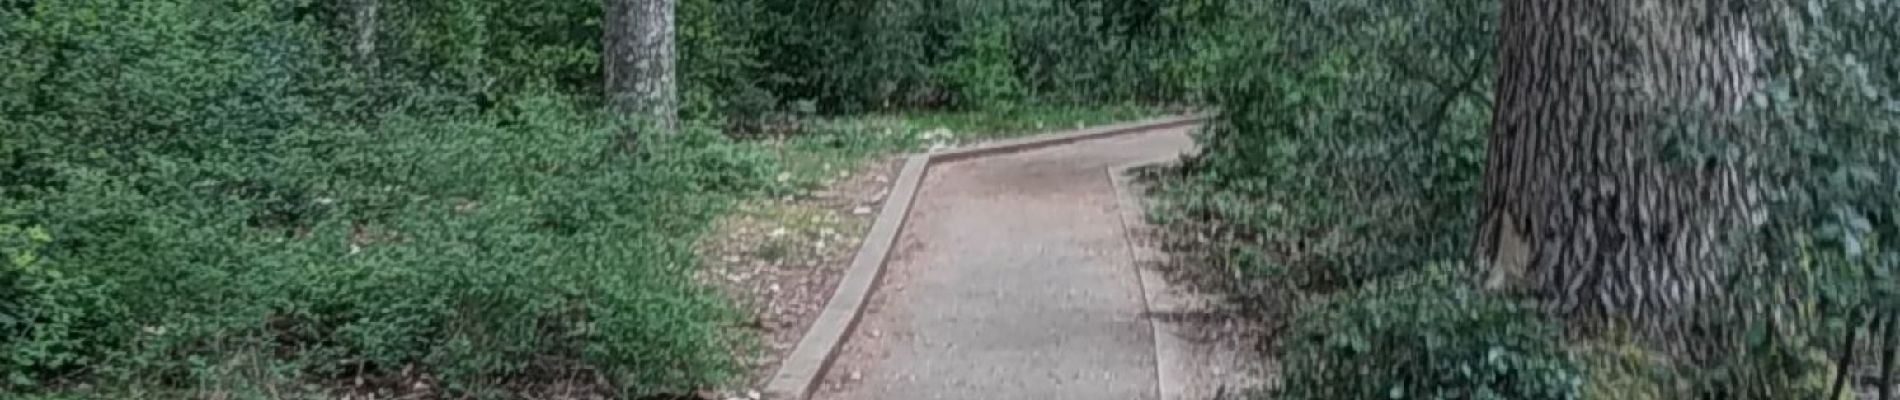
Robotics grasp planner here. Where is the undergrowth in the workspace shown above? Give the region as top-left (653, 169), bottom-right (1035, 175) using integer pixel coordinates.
top-left (770, 104), bottom-right (1160, 189)
top-left (1281, 265), bottom-right (1581, 400)
top-left (1148, 0), bottom-right (1900, 399)
top-left (0, 0), bottom-right (1177, 396)
top-left (4, 93), bottom-right (767, 398)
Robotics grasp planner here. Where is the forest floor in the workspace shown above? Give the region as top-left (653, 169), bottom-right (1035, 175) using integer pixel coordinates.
top-left (696, 154), bottom-right (902, 394)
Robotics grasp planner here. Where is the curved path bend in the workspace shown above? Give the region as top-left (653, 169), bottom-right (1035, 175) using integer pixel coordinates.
top-left (818, 126), bottom-right (1197, 400)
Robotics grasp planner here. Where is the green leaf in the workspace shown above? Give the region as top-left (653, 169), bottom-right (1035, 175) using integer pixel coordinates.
top-left (9, 251), bottom-right (35, 269)
top-left (24, 226), bottom-right (50, 243)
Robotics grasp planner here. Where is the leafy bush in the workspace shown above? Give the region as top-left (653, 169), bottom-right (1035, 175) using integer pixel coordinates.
top-left (0, 5), bottom-right (770, 388)
top-left (1152, 0), bottom-right (1493, 298)
top-left (3, 89), bottom-right (765, 395)
top-left (1279, 265), bottom-right (1582, 400)
top-left (1573, 343), bottom-right (1680, 400)
top-left (1157, 0), bottom-right (1900, 398)
top-left (732, 0), bottom-right (1221, 113)
top-left (1144, 3), bottom-right (1520, 397)
top-left (0, 218), bottom-right (107, 388)
top-left (1571, 333), bottom-right (1850, 400)
top-left (1746, 3), bottom-right (1900, 397)
top-left (0, 0), bottom-right (1193, 397)
top-left (933, 14), bottom-right (1026, 111)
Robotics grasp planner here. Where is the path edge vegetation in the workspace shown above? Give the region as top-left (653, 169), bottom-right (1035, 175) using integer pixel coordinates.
top-left (1147, 0), bottom-right (1898, 399)
top-left (6, 0), bottom-right (1899, 398)
top-left (0, 0), bottom-right (1195, 398)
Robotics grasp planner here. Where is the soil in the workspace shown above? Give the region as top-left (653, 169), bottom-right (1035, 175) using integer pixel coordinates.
top-left (694, 156), bottom-right (907, 397)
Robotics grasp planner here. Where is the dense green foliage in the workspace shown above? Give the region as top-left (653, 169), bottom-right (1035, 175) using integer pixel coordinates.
top-left (1155, 0), bottom-right (1494, 296)
top-left (732, 0), bottom-right (1230, 113)
top-left (1750, 0), bottom-right (1900, 338)
top-left (1153, 0), bottom-right (1900, 398)
top-left (12, 0), bottom-right (1889, 396)
top-left (0, 0), bottom-right (1184, 397)
top-left (0, 11), bottom-right (768, 385)
top-left (1735, 2), bottom-right (1900, 398)
top-left (1146, 0), bottom-right (1549, 397)
top-left (322, 0), bottom-right (1228, 117)
top-left (1281, 265), bottom-right (1581, 400)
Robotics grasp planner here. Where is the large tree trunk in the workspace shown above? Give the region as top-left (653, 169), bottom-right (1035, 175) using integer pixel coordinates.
top-left (604, 0), bottom-right (679, 137)
top-left (1473, 0), bottom-right (1763, 335)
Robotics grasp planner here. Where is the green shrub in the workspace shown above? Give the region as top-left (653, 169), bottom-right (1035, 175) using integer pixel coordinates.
top-left (1693, 333), bottom-right (1850, 400)
top-left (1152, 0), bottom-right (1495, 299)
top-left (1571, 335), bottom-right (1853, 400)
top-left (1278, 264), bottom-right (1582, 400)
top-left (1, 90), bottom-right (760, 395)
top-left (1574, 343), bottom-right (1680, 400)
top-left (0, 217), bottom-right (111, 388)
top-left (933, 15), bottom-right (1026, 111)
top-left (1158, 0), bottom-right (1900, 398)
top-left (0, 0), bottom-right (1194, 396)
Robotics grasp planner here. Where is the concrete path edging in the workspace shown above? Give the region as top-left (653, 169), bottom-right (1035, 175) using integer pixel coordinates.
top-left (761, 114), bottom-right (1209, 400)
top-left (928, 115), bottom-right (1208, 163)
top-left (1111, 156), bottom-right (1267, 400)
top-left (1109, 157), bottom-right (1190, 400)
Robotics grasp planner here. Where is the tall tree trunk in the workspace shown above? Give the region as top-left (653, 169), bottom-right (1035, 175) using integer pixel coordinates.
top-left (1473, 0), bottom-right (1763, 335)
top-left (605, 0), bottom-right (679, 138)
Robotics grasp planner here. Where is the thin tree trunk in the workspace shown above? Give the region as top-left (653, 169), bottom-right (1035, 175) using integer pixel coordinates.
top-left (1883, 311), bottom-right (1897, 400)
top-left (349, 0), bottom-right (379, 74)
top-left (1473, 0), bottom-right (1763, 336)
top-left (604, 0), bottom-right (679, 139)
top-left (1830, 310), bottom-right (1867, 400)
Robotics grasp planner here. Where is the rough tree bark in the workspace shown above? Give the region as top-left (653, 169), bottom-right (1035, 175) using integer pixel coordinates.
top-left (1473, 0), bottom-right (1763, 334)
top-left (605, 0), bottom-right (679, 138)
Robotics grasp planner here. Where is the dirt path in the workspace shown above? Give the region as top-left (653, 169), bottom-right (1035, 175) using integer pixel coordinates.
top-left (817, 126), bottom-right (1196, 400)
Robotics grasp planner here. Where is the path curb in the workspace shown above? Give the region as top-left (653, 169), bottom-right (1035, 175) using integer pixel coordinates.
top-left (762, 114), bottom-right (1209, 400)
top-left (1110, 157), bottom-right (1190, 400)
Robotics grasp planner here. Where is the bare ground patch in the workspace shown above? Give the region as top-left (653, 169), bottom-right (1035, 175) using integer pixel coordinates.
top-left (694, 157), bottom-right (905, 397)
